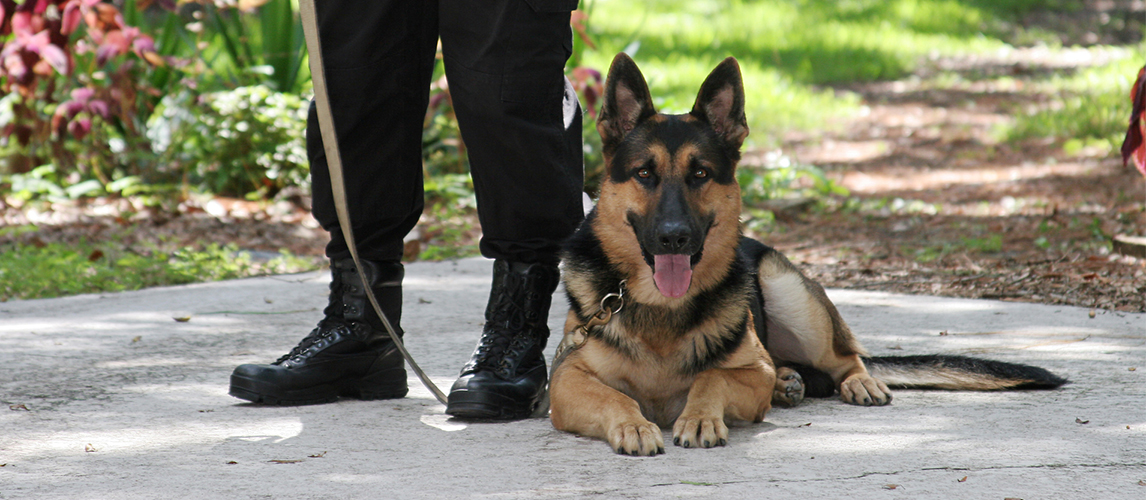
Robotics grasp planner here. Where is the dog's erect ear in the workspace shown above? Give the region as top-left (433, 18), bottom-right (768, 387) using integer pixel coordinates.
top-left (597, 53), bottom-right (656, 149)
top-left (690, 57), bottom-right (749, 151)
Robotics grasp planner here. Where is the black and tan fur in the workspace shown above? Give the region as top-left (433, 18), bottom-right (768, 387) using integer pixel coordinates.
top-left (548, 54), bottom-right (1066, 456)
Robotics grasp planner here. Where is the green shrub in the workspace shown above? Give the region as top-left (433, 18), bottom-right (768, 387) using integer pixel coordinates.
top-left (148, 85), bottom-right (309, 198)
top-left (738, 152), bottom-right (849, 206)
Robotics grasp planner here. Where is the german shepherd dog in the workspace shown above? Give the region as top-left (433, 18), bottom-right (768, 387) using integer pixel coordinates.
top-left (548, 54), bottom-right (1066, 456)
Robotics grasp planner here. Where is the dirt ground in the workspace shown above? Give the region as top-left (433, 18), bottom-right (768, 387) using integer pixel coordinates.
top-left (3, 6), bottom-right (1145, 313)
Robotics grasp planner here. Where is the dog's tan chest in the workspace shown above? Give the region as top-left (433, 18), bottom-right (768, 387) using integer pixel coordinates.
top-left (579, 339), bottom-right (695, 422)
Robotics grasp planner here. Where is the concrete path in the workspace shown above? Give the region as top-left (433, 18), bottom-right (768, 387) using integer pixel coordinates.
top-left (1, 257), bottom-right (1143, 499)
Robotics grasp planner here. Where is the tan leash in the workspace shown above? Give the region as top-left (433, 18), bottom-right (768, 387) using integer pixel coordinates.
top-left (298, 0), bottom-right (449, 405)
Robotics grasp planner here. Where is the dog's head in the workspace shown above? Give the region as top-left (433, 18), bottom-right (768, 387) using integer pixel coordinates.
top-left (591, 53), bottom-right (748, 305)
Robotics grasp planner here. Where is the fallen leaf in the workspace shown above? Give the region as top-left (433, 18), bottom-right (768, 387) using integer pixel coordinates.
top-left (1130, 367), bottom-right (1137, 372)
top-left (0, 463), bottom-right (8, 467)
top-left (958, 476), bottom-right (968, 482)
top-left (173, 316), bottom-right (191, 322)
top-left (1076, 418), bottom-right (1089, 424)
top-left (308, 451), bottom-right (327, 458)
top-left (9, 404), bottom-right (29, 411)
top-left (85, 444), bottom-right (97, 452)
top-left (797, 422), bottom-right (812, 427)
top-left (888, 345), bottom-right (904, 350)
top-left (883, 484), bottom-right (900, 490)
top-left (88, 249), bottom-right (104, 261)
top-left (1004, 498), bottom-right (1024, 500)
top-left (264, 297), bottom-right (273, 304)
top-left (939, 330), bottom-right (948, 336)
top-left (198, 409), bottom-right (214, 413)
top-left (225, 461), bottom-right (238, 465)
top-left (418, 297), bottom-right (433, 304)
top-left (1088, 309), bottom-right (1096, 318)
top-left (131, 336), bottom-right (142, 343)
top-left (1138, 479), bottom-right (1146, 486)
top-left (268, 459), bottom-right (303, 464)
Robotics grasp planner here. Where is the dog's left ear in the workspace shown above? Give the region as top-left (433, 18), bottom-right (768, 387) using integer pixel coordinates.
top-left (690, 57), bottom-right (749, 151)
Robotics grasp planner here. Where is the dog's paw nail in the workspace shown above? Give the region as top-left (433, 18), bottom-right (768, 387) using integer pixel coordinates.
top-left (673, 437), bottom-right (680, 445)
top-left (718, 438), bottom-right (727, 446)
top-left (615, 447), bottom-right (624, 454)
top-left (630, 449), bottom-right (639, 456)
top-left (657, 446), bottom-right (665, 454)
top-left (864, 397), bottom-right (870, 405)
top-left (703, 440), bottom-right (710, 447)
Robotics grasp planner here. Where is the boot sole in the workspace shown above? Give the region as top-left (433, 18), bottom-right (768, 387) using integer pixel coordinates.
top-left (229, 368), bottom-right (408, 406)
top-left (445, 389), bottom-right (539, 420)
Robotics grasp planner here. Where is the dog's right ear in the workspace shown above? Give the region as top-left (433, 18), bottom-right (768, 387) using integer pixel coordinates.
top-left (597, 53), bottom-right (656, 150)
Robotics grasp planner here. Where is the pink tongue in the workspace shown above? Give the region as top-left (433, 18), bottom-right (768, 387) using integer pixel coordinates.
top-left (653, 254), bottom-right (693, 298)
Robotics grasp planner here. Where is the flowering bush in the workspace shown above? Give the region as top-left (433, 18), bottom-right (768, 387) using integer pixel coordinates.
top-left (0, 0), bottom-right (161, 177)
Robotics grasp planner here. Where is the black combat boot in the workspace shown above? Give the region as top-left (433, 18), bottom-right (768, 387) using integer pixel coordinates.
top-left (445, 260), bottom-right (560, 419)
top-left (229, 258), bottom-right (408, 405)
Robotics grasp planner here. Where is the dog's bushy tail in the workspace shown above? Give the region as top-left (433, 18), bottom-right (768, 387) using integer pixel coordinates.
top-left (863, 355), bottom-right (1068, 390)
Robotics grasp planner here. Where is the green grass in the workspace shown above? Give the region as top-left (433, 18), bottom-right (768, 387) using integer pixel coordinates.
top-left (0, 236), bottom-right (320, 301)
top-left (580, 0), bottom-right (1056, 145)
top-left (1004, 48), bottom-right (1144, 151)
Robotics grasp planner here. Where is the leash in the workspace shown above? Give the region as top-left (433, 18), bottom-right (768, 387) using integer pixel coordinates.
top-left (533, 280), bottom-right (625, 410)
top-left (553, 280), bottom-right (626, 368)
top-left (298, 0), bottom-right (449, 405)
top-left (532, 279), bottom-right (625, 416)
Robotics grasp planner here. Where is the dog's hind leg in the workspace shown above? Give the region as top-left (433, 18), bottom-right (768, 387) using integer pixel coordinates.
top-left (772, 366), bottom-right (805, 407)
top-left (755, 247), bottom-right (892, 406)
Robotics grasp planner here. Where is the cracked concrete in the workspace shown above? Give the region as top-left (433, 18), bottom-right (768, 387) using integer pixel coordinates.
top-left (1, 257), bottom-right (1144, 499)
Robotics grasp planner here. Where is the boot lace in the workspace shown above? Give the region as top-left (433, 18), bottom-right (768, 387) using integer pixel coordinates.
top-left (273, 320), bottom-right (349, 365)
top-left (472, 272), bottom-right (541, 377)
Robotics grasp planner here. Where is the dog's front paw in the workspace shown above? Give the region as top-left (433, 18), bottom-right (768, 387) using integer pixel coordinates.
top-left (672, 412), bottom-right (729, 449)
top-left (607, 419), bottom-right (665, 457)
top-left (840, 373), bottom-right (892, 406)
top-left (772, 367), bottom-right (805, 407)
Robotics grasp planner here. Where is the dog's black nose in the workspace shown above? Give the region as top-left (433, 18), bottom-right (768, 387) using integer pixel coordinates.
top-left (657, 221), bottom-right (692, 253)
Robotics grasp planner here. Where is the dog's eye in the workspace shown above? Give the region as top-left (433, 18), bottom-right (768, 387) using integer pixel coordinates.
top-left (693, 168), bottom-right (708, 179)
top-left (637, 168), bottom-right (652, 179)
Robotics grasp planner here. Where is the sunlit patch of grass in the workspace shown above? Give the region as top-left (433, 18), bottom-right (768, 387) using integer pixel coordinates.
top-left (0, 239), bottom-right (321, 301)
top-left (580, 0), bottom-right (1059, 145)
top-left (1003, 48), bottom-right (1144, 150)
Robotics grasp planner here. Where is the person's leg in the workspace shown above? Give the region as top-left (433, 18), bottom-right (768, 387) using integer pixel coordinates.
top-left (229, 0), bottom-right (439, 405)
top-left (440, 0), bottom-right (584, 419)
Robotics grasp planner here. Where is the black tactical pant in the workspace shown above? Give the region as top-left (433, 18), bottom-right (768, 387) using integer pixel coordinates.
top-left (306, 0), bottom-right (584, 265)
